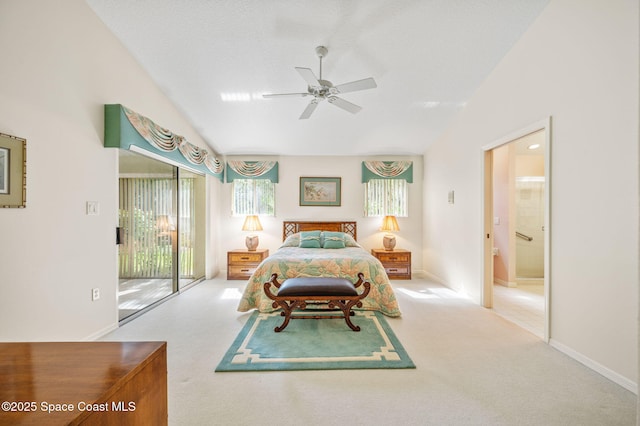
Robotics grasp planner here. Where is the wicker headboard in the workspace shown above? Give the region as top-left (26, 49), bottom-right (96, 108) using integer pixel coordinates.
top-left (283, 221), bottom-right (357, 241)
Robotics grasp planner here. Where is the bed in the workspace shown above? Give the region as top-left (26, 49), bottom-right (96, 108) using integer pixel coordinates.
top-left (236, 221), bottom-right (401, 317)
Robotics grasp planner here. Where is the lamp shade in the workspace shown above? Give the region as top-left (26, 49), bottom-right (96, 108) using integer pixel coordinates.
top-left (156, 215), bottom-right (175, 234)
top-left (242, 215), bottom-right (263, 232)
top-left (381, 215), bottom-right (399, 232)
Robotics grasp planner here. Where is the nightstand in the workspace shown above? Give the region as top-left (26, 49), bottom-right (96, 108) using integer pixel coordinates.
top-left (227, 249), bottom-right (269, 280)
top-left (371, 248), bottom-right (411, 280)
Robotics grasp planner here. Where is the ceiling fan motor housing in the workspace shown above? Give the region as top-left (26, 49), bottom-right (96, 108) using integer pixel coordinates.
top-left (308, 79), bottom-right (336, 98)
top-left (315, 45), bottom-right (328, 58)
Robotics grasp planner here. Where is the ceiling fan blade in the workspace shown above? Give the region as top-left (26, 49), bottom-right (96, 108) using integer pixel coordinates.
top-left (333, 77), bottom-right (377, 94)
top-left (263, 92), bottom-right (310, 98)
top-left (295, 67), bottom-right (321, 87)
top-left (299, 99), bottom-right (319, 119)
top-left (328, 96), bottom-right (362, 114)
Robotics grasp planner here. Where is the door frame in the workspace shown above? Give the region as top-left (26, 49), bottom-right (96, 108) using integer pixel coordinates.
top-left (481, 117), bottom-right (552, 342)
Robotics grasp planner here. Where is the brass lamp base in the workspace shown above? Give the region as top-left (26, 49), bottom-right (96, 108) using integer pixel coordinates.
top-left (245, 235), bottom-right (259, 251)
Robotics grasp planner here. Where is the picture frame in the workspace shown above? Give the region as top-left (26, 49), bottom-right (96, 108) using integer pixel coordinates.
top-left (299, 177), bottom-right (341, 206)
top-left (0, 132), bottom-right (26, 208)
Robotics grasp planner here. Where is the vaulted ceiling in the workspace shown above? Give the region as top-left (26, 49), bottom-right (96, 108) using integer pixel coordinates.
top-left (87, 0), bottom-right (549, 157)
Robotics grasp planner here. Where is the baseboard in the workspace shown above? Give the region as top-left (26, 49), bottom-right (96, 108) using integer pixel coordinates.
top-left (84, 322), bottom-right (119, 341)
top-left (494, 278), bottom-right (517, 287)
top-left (549, 338), bottom-right (638, 394)
top-left (516, 278), bottom-right (543, 286)
top-left (410, 269), bottom-right (426, 278)
top-left (422, 270), bottom-right (446, 285)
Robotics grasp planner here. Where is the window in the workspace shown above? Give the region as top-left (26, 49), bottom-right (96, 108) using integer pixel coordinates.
top-left (232, 178), bottom-right (275, 216)
top-left (364, 178), bottom-right (408, 217)
top-left (362, 160), bottom-right (412, 217)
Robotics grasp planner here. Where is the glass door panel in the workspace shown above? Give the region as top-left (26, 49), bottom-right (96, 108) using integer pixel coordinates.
top-left (118, 150), bottom-right (178, 321)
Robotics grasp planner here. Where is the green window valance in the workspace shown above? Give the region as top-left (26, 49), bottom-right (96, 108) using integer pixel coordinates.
top-left (362, 161), bottom-right (413, 183)
top-left (104, 104), bottom-right (224, 181)
top-left (226, 161), bottom-right (279, 183)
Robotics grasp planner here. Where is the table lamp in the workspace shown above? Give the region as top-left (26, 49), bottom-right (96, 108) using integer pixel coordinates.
top-left (242, 215), bottom-right (263, 251)
top-left (156, 215), bottom-right (176, 242)
top-left (381, 215), bottom-right (399, 251)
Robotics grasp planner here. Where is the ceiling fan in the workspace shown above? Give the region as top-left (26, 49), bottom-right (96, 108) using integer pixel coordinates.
top-left (263, 46), bottom-right (377, 119)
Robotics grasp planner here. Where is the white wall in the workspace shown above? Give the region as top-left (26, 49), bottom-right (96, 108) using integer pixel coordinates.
top-left (424, 0), bottom-right (638, 389)
top-left (0, 0), bottom-right (220, 340)
top-left (218, 156), bottom-right (423, 273)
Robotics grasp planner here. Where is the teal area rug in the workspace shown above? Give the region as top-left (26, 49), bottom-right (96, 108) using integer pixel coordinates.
top-left (216, 310), bottom-right (415, 371)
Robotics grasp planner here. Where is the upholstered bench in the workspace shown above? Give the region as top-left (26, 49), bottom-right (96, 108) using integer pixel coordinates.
top-left (263, 273), bottom-right (371, 332)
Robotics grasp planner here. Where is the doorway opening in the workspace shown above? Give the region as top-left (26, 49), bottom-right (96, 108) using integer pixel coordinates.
top-left (482, 119), bottom-right (551, 341)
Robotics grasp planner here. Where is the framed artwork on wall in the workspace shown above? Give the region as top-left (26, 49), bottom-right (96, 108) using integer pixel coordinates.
top-left (0, 132), bottom-right (26, 208)
top-left (299, 177), bottom-right (341, 206)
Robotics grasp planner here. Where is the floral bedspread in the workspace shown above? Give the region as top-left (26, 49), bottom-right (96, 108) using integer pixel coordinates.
top-left (236, 247), bottom-right (401, 317)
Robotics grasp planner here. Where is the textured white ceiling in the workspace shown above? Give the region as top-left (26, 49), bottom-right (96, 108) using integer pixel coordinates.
top-left (86, 0), bottom-right (549, 157)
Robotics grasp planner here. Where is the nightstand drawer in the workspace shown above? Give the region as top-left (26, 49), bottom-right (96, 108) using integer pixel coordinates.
top-left (375, 253), bottom-right (410, 263)
top-left (384, 265), bottom-right (410, 276)
top-left (227, 249), bottom-right (269, 280)
top-left (228, 252), bottom-right (265, 263)
top-left (229, 265), bottom-right (258, 277)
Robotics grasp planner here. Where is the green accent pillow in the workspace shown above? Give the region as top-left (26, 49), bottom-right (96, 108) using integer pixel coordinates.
top-left (299, 231), bottom-right (322, 248)
top-left (323, 231), bottom-right (346, 249)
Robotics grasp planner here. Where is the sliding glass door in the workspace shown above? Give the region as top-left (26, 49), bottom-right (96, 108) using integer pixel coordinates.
top-left (118, 150), bottom-right (206, 321)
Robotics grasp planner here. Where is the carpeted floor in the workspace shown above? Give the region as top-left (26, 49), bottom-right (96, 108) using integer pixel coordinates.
top-left (101, 276), bottom-right (637, 425)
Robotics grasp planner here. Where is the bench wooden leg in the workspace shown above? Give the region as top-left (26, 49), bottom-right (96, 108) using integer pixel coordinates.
top-left (273, 300), bottom-right (306, 332)
top-left (327, 300), bottom-right (361, 331)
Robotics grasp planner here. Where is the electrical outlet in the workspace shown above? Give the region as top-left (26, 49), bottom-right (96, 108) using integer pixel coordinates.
top-left (92, 288), bottom-right (100, 301)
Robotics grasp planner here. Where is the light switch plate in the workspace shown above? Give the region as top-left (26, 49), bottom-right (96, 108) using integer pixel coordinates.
top-left (86, 201), bottom-right (100, 215)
